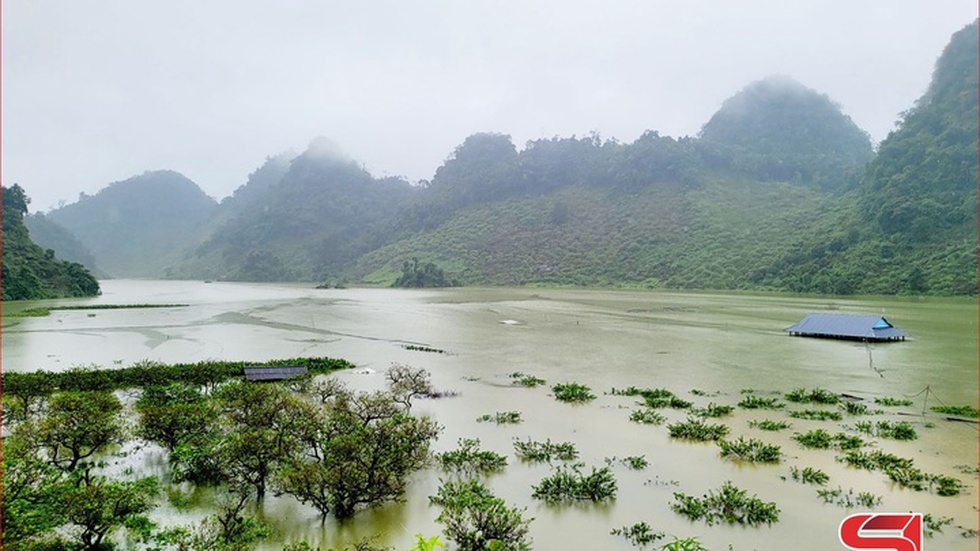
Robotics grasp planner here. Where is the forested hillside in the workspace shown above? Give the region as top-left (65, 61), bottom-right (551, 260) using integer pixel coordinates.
top-left (755, 20), bottom-right (978, 295)
top-left (34, 21), bottom-right (977, 296)
top-left (24, 213), bottom-right (103, 277)
top-left (2, 185), bottom-right (100, 300)
top-left (46, 170), bottom-right (219, 278)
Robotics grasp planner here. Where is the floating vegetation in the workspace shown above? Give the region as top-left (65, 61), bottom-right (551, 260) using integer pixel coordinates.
top-left (785, 387), bottom-right (840, 405)
top-left (836, 450), bottom-right (961, 495)
top-left (718, 437), bottom-right (782, 463)
top-left (611, 387), bottom-right (691, 409)
top-left (610, 522), bottom-right (664, 547)
top-left (509, 372), bottom-right (546, 388)
top-left (661, 538), bottom-right (710, 551)
top-left (689, 389), bottom-right (709, 397)
top-left (874, 396), bottom-right (914, 407)
top-left (749, 419), bottom-right (792, 431)
top-left (793, 430), bottom-right (865, 450)
top-left (552, 383), bottom-right (596, 403)
top-left (436, 438), bottom-right (508, 475)
top-left (816, 486), bottom-right (882, 509)
top-left (787, 409), bottom-right (842, 422)
top-left (789, 466), bottom-right (829, 485)
top-left (839, 401), bottom-right (870, 416)
top-left (931, 404), bottom-right (979, 418)
top-left (738, 396), bottom-right (785, 410)
top-left (923, 514), bottom-right (954, 537)
top-left (532, 464), bottom-right (618, 503)
top-left (605, 455), bottom-right (649, 470)
top-left (838, 449), bottom-right (915, 472)
top-left (402, 344), bottom-right (446, 354)
top-left (691, 402), bottom-right (733, 418)
top-left (513, 438), bottom-right (579, 463)
top-left (793, 429), bottom-right (833, 449)
top-left (671, 481), bottom-right (779, 526)
top-left (853, 420), bottom-right (918, 441)
top-left (667, 418), bottom-right (730, 442)
top-left (476, 411), bottom-right (523, 424)
top-left (740, 388), bottom-right (755, 394)
top-left (629, 408), bottom-right (666, 425)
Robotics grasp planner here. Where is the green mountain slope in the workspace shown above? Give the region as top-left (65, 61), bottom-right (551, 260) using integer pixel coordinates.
top-left (757, 20), bottom-right (978, 295)
top-left (2, 185), bottom-right (100, 300)
top-left (24, 212), bottom-right (104, 277)
top-left (178, 138), bottom-right (416, 281)
top-left (699, 75), bottom-right (873, 190)
top-left (46, 170), bottom-right (219, 278)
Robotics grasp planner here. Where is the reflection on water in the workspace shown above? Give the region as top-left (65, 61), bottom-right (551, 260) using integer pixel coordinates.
top-left (3, 280), bottom-right (977, 550)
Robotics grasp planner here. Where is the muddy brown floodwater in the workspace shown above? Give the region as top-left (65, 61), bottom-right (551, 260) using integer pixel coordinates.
top-left (3, 280), bottom-right (977, 550)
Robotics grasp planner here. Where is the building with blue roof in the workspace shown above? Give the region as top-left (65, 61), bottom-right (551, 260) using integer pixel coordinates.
top-left (785, 313), bottom-right (907, 342)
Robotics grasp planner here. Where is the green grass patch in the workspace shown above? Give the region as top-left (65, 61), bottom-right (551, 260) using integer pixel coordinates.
top-left (7, 303), bottom-right (188, 317)
top-left (738, 396), bottom-right (785, 410)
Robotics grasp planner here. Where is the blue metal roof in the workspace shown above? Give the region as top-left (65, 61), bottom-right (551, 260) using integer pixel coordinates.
top-left (785, 313), bottom-right (907, 340)
top-left (244, 366), bottom-right (308, 382)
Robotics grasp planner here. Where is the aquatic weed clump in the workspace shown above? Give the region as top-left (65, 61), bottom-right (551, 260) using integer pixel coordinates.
top-left (718, 437), bottom-right (781, 463)
top-left (785, 387), bottom-right (840, 405)
top-left (749, 419), bottom-right (792, 431)
top-left (513, 438), bottom-right (579, 463)
top-left (610, 522), bottom-right (664, 546)
top-left (510, 372), bottom-right (546, 388)
top-left (531, 464), bottom-right (617, 503)
top-left (930, 404), bottom-right (979, 418)
top-left (667, 418), bottom-right (730, 441)
top-left (552, 383), bottom-right (596, 403)
top-left (671, 481), bottom-right (779, 526)
top-left (787, 409), bottom-right (843, 422)
top-left (436, 438), bottom-right (508, 475)
top-left (476, 411), bottom-right (523, 424)
top-left (738, 396), bottom-right (785, 410)
top-left (629, 408), bottom-right (667, 425)
top-left (691, 402), bottom-right (734, 418)
top-left (789, 466), bottom-right (829, 485)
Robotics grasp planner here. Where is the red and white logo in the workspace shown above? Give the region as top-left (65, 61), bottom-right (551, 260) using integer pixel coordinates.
top-left (839, 513), bottom-right (923, 551)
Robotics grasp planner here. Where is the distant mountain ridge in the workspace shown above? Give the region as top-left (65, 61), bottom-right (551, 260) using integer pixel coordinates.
top-left (31, 20), bottom-right (977, 296)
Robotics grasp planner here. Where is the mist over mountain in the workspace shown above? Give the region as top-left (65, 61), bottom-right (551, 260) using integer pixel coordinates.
top-left (46, 170), bottom-right (219, 278)
top-left (17, 20), bottom-right (975, 297)
top-left (24, 212), bottom-right (103, 277)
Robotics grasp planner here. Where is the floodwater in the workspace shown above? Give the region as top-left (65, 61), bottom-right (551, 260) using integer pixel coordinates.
top-left (3, 280), bottom-right (977, 550)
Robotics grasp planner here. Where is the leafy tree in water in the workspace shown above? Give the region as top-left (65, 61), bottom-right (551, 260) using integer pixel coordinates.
top-left (430, 479), bottom-right (532, 551)
top-left (135, 383), bottom-right (216, 452)
top-left (60, 467), bottom-right (159, 550)
top-left (276, 380), bottom-right (441, 519)
top-left (33, 390), bottom-right (125, 471)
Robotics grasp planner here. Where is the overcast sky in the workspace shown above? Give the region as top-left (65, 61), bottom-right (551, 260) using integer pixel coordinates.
top-left (3, 1), bottom-right (976, 211)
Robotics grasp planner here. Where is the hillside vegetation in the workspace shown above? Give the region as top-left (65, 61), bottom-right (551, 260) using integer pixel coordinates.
top-left (2, 185), bottom-right (100, 301)
top-left (24, 21), bottom-right (978, 296)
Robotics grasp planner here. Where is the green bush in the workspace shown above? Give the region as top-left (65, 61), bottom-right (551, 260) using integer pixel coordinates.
top-left (552, 383), bottom-right (596, 403)
top-left (718, 437), bottom-right (781, 463)
top-left (738, 396), bottom-right (785, 410)
top-left (667, 418), bottom-right (730, 441)
top-left (532, 464), bottom-right (617, 503)
top-left (671, 481), bottom-right (779, 526)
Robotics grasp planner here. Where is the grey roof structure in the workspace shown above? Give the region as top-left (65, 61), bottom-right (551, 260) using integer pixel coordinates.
top-left (785, 313), bottom-right (907, 341)
top-left (244, 366), bottom-right (308, 382)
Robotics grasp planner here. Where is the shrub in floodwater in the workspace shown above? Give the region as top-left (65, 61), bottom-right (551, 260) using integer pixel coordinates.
top-left (436, 438), bottom-right (508, 475)
top-left (667, 418), bottom-right (730, 441)
top-left (793, 429), bottom-right (833, 449)
top-left (930, 404), bottom-right (979, 418)
top-left (789, 466), bottom-right (829, 485)
top-left (661, 537), bottom-right (710, 551)
top-left (671, 481), bottom-right (779, 526)
top-left (629, 408), bottom-right (666, 425)
top-left (837, 449), bottom-right (915, 472)
top-left (738, 396), bottom-right (785, 410)
top-left (923, 514), bottom-right (954, 537)
top-left (510, 372), bottom-right (546, 388)
top-left (513, 438), bottom-right (578, 463)
top-left (749, 419), bottom-right (792, 431)
top-left (552, 383), bottom-right (595, 403)
top-left (610, 522), bottom-right (664, 546)
top-left (875, 421), bottom-right (918, 441)
top-left (430, 479), bottom-right (532, 551)
top-left (611, 387), bottom-right (690, 409)
top-left (531, 464), bottom-right (617, 503)
top-left (874, 396), bottom-right (914, 407)
top-left (785, 387), bottom-right (840, 404)
top-left (787, 409), bottom-right (842, 421)
top-left (840, 401), bottom-right (870, 416)
top-left (691, 402), bottom-right (733, 418)
top-left (476, 411), bottom-right (522, 424)
top-left (718, 437), bottom-right (781, 463)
